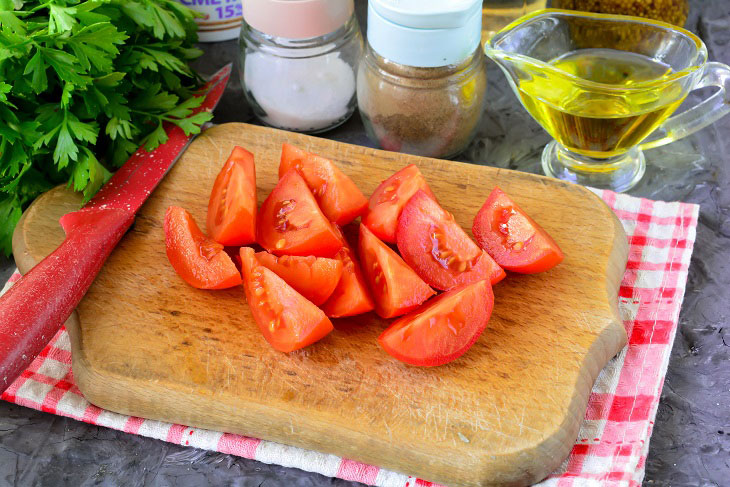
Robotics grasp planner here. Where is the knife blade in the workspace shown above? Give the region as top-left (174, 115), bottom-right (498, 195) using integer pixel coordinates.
top-left (0, 64), bottom-right (232, 393)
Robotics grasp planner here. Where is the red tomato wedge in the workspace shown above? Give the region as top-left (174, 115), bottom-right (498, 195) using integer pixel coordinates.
top-left (164, 206), bottom-right (241, 290)
top-left (240, 247), bottom-right (333, 352)
top-left (320, 227), bottom-right (375, 318)
top-left (363, 164), bottom-right (436, 243)
top-left (359, 224), bottom-right (435, 319)
top-left (378, 279), bottom-right (494, 367)
top-left (255, 251), bottom-right (343, 306)
top-left (206, 146), bottom-right (257, 246)
top-left (280, 143), bottom-right (368, 225)
top-left (397, 190), bottom-right (505, 290)
top-left (472, 187), bottom-right (564, 273)
top-left (257, 169), bottom-right (342, 257)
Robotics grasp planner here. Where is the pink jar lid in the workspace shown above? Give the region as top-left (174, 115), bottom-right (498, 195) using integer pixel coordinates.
top-left (243, 0), bottom-right (354, 39)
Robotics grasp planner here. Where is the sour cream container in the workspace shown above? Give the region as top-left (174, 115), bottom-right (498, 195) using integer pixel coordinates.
top-left (177, 0), bottom-right (243, 42)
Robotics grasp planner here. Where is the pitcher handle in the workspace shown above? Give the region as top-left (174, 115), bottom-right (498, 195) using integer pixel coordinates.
top-left (640, 62), bottom-right (730, 151)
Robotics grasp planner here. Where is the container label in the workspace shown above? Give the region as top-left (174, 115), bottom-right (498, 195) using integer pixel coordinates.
top-left (178, 0), bottom-right (242, 23)
top-left (177, 0), bottom-right (242, 41)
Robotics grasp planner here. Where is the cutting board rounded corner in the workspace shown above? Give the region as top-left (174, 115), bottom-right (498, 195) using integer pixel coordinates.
top-left (12, 186), bottom-right (82, 276)
top-left (14, 123), bottom-right (633, 487)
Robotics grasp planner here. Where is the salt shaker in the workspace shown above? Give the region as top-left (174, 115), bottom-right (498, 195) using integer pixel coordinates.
top-left (357, 0), bottom-right (487, 159)
top-left (239, 0), bottom-right (363, 133)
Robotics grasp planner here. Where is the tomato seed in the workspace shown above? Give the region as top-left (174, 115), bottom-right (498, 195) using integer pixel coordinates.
top-left (199, 240), bottom-right (223, 261)
top-left (275, 239), bottom-right (286, 249)
top-left (430, 226), bottom-right (477, 274)
top-left (274, 199), bottom-right (297, 232)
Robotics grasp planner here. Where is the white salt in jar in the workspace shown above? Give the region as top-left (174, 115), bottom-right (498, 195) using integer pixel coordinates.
top-left (240, 0), bottom-right (363, 133)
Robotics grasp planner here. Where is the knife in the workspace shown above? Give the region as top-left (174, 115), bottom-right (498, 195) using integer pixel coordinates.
top-left (0, 64), bottom-right (232, 393)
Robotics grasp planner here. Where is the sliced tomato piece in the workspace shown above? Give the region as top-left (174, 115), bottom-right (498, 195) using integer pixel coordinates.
top-left (358, 224), bottom-right (434, 319)
top-left (472, 187), bottom-right (564, 273)
top-left (240, 247), bottom-right (333, 352)
top-left (164, 206), bottom-right (241, 290)
top-left (363, 164), bottom-right (437, 244)
top-left (257, 169), bottom-right (342, 257)
top-left (378, 279), bottom-right (494, 367)
top-left (397, 190), bottom-right (505, 290)
top-left (320, 226), bottom-right (375, 318)
top-left (255, 251), bottom-right (343, 306)
top-left (206, 146), bottom-right (257, 246)
top-left (279, 143), bottom-right (368, 225)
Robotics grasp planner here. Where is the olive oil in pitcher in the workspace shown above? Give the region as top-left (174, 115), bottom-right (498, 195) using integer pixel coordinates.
top-left (486, 9), bottom-right (730, 191)
top-left (517, 48), bottom-right (685, 158)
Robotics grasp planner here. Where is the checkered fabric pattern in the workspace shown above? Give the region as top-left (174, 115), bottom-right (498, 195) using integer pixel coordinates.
top-left (1, 188), bottom-right (699, 487)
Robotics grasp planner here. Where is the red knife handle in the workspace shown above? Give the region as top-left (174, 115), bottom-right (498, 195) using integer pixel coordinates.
top-left (0, 208), bottom-right (134, 393)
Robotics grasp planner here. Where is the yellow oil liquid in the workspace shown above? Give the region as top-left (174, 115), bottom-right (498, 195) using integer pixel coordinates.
top-left (517, 49), bottom-right (686, 158)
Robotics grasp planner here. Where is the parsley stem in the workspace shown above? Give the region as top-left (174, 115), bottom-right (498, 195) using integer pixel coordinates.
top-left (128, 109), bottom-right (183, 124)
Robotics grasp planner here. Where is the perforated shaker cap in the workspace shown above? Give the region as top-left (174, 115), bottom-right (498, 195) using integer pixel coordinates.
top-left (368, 0), bottom-right (482, 67)
top-left (243, 0), bottom-right (354, 39)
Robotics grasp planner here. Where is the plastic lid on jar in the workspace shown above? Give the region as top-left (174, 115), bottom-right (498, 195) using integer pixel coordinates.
top-left (367, 0), bottom-right (482, 67)
top-left (243, 0), bottom-right (354, 39)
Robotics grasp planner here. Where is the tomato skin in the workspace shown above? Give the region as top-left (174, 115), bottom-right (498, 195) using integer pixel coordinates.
top-left (164, 206), bottom-right (242, 290)
top-left (206, 146), bottom-right (257, 246)
top-left (397, 190), bottom-right (505, 291)
top-left (363, 164), bottom-right (436, 243)
top-left (472, 187), bottom-right (564, 273)
top-left (280, 143), bottom-right (368, 226)
top-left (358, 223), bottom-right (435, 319)
top-left (255, 251), bottom-right (343, 306)
top-left (240, 247), bottom-right (333, 352)
top-left (257, 169), bottom-right (343, 257)
top-left (378, 279), bottom-right (494, 367)
top-left (320, 226), bottom-right (375, 318)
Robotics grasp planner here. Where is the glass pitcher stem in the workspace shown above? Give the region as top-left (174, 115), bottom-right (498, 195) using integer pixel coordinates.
top-left (542, 141), bottom-right (646, 192)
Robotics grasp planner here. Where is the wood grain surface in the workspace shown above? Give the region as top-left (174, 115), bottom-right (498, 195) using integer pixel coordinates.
top-left (13, 123), bottom-right (629, 487)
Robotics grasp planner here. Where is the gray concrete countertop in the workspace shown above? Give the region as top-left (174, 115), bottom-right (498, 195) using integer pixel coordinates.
top-left (1, 1), bottom-right (729, 485)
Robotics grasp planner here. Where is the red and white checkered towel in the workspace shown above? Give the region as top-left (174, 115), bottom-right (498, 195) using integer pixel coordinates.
top-left (1, 188), bottom-right (699, 487)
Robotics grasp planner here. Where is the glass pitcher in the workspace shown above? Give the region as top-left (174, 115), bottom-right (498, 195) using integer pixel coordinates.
top-left (485, 9), bottom-right (730, 192)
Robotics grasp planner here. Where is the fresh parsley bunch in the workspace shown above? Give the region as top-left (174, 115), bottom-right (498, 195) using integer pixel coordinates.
top-left (0, 0), bottom-right (213, 255)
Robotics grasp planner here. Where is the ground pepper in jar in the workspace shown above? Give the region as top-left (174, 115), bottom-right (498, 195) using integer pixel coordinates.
top-left (358, 48), bottom-right (487, 158)
top-left (358, 0), bottom-right (487, 159)
top-left (551, 0), bottom-right (689, 27)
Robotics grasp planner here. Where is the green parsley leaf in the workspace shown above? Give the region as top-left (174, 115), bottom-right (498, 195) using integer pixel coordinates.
top-left (48, 4), bottom-right (78, 34)
top-left (0, 194), bottom-right (22, 255)
top-left (141, 121), bottom-right (168, 150)
top-left (176, 111), bottom-right (212, 136)
top-left (23, 49), bottom-right (48, 93)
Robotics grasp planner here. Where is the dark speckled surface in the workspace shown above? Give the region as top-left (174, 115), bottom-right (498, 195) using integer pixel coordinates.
top-left (2, 1), bottom-right (730, 485)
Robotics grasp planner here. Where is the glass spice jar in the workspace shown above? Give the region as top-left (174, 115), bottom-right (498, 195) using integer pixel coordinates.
top-left (239, 0), bottom-right (363, 133)
top-left (357, 0), bottom-right (488, 159)
top-left (550, 0), bottom-right (689, 27)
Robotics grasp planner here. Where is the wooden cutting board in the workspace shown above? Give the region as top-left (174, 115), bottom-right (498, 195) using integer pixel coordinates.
top-left (13, 123), bottom-right (628, 487)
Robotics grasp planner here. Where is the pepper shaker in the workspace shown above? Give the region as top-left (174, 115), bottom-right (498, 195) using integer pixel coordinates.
top-left (357, 0), bottom-right (488, 159)
top-left (239, 0), bottom-right (363, 133)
